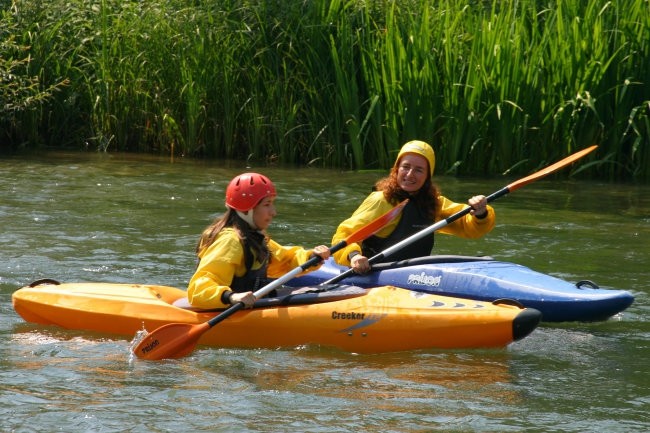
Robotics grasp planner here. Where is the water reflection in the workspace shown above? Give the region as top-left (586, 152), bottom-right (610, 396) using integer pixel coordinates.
top-left (193, 348), bottom-right (519, 413)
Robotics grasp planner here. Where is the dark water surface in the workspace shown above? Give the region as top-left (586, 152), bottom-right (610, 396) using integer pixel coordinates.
top-left (1, 152), bottom-right (648, 432)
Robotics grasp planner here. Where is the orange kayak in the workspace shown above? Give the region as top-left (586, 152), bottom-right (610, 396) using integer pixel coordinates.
top-left (12, 280), bottom-right (541, 353)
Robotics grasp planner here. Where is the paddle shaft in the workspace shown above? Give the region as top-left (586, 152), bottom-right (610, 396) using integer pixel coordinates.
top-left (202, 199), bottom-right (410, 328)
top-left (322, 145), bottom-right (598, 285)
top-left (203, 244), bottom-right (343, 328)
top-left (134, 241), bottom-right (354, 359)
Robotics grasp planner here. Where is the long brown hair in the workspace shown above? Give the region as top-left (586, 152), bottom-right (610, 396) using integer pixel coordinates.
top-left (196, 208), bottom-right (269, 263)
top-left (374, 165), bottom-right (439, 220)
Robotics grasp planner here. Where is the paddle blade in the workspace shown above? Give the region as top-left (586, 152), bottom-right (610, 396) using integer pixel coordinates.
top-left (134, 322), bottom-right (210, 360)
top-left (507, 145), bottom-right (597, 192)
top-left (344, 199), bottom-right (408, 246)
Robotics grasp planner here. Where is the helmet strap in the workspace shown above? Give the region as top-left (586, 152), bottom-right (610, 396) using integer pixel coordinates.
top-left (236, 210), bottom-right (258, 230)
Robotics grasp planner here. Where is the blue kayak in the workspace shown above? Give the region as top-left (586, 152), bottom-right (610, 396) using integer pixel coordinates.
top-left (287, 256), bottom-right (634, 322)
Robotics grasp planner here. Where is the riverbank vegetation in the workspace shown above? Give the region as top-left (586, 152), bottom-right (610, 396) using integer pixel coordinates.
top-left (2, 0), bottom-right (649, 181)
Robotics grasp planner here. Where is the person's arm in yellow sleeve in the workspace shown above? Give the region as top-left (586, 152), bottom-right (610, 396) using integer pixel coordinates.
top-left (436, 195), bottom-right (495, 238)
top-left (187, 230), bottom-right (245, 309)
top-left (331, 191), bottom-right (399, 266)
top-left (266, 239), bottom-right (330, 278)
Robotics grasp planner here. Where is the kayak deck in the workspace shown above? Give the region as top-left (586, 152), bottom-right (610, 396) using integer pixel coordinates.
top-left (287, 256), bottom-right (635, 322)
top-left (12, 280), bottom-right (541, 353)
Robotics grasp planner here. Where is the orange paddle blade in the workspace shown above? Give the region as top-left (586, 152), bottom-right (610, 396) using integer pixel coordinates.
top-left (344, 199), bottom-right (408, 246)
top-left (134, 322), bottom-right (210, 360)
top-left (507, 145), bottom-right (597, 192)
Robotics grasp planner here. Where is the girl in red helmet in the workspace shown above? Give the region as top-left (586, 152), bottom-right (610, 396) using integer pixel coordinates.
top-left (332, 140), bottom-right (495, 273)
top-left (187, 173), bottom-right (330, 309)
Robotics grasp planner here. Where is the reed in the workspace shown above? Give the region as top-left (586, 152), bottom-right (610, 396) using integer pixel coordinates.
top-left (2, 0), bottom-right (649, 181)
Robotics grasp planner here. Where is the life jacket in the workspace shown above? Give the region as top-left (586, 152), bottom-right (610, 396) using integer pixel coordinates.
top-left (230, 232), bottom-right (274, 295)
top-left (361, 200), bottom-right (434, 261)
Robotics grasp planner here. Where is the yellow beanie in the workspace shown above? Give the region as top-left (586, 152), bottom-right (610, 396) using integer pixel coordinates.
top-left (395, 140), bottom-right (435, 177)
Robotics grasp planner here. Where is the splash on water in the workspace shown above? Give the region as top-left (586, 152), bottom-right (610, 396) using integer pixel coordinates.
top-left (127, 324), bottom-right (149, 363)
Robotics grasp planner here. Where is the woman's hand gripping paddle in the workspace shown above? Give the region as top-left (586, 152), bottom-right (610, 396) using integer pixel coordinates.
top-left (133, 199), bottom-right (408, 360)
top-left (322, 145), bottom-right (598, 285)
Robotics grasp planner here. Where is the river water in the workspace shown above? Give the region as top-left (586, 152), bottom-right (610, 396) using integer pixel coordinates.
top-left (1, 151), bottom-right (648, 432)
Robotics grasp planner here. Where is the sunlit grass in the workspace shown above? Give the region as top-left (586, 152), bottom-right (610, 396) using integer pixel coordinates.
top-left (2, 0), bottom-right (649, 181)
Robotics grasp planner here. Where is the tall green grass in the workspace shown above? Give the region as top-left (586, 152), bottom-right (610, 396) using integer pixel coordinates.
top-left (2, 0), bottom-right (649, 181)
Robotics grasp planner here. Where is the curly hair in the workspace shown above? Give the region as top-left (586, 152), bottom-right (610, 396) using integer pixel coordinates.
top-left (374, 165), bottom-right (439, 221)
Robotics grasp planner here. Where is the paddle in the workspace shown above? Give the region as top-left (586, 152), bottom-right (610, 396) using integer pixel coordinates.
top-left (133, 198), bottom-right (408, 360)
top-left (322, 145), bottom-right (598, 285)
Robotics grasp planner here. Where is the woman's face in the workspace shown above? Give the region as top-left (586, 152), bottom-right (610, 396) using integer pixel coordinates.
top-left (252, 196), bottom-right (277, 230)
top-left (396, 153), bottom-right (429, 193)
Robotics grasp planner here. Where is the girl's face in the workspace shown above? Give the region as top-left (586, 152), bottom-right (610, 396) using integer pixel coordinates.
top-left (396, 154), bottom-right (429, 193)
top-left (252, 195), bottom-right (277, 230)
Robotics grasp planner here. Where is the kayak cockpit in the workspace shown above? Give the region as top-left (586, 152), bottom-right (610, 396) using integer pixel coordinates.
top-left (172, 284), bottom-right (369, 311)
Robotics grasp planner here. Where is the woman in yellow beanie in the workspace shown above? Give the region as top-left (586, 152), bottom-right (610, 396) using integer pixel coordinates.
top-left (331, 140), bottom-right (495, 273)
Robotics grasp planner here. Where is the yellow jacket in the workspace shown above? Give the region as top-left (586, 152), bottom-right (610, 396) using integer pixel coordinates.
top-left (187, 228), bottom-right (319, 309)
top-left (332, 191), bottom-right (495, 266)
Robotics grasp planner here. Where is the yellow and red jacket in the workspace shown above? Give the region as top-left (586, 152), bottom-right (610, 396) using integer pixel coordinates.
top-left (187, 228), bottom-right (320, 309)
top-left (332, 191), bottom-right (495, 266)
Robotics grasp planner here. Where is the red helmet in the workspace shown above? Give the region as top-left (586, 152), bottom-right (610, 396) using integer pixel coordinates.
top-left (225, 172), bottom-right (276, 211)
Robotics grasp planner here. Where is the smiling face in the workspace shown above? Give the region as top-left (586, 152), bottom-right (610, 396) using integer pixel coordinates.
top-left (252, 195), bottom-right (277, 230)
top-left (396, 153), bottom-right (429, 193)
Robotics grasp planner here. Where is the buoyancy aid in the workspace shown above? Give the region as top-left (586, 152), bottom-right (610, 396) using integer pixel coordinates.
top-left (361, 200), bottom-right (434, 261)
top-left (230, 232), bottom-right (274, 294)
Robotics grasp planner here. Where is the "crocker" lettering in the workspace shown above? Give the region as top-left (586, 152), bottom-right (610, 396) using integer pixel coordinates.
top-left (331, 311), bottom-right (366, 320)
